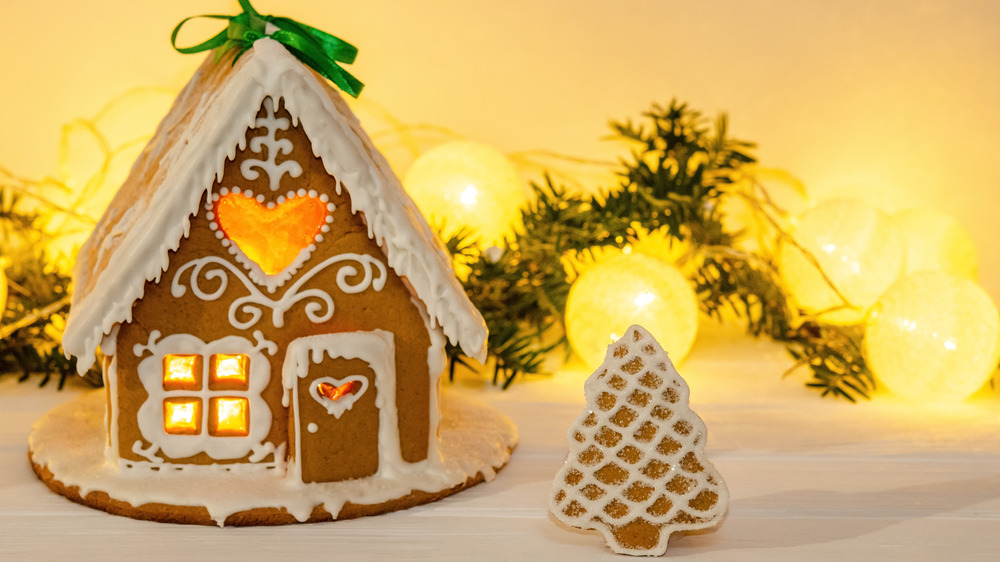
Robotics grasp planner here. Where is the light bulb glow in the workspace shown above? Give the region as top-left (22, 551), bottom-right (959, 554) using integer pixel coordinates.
top-left (893, 208), bottom-right (979, 280)
top-left (404, 140), bottom-right (528, 247)
top-left (865, 272), bottom-right (1000, 404)
top-left (779, 199), bottom-right (905, 324)
top-left (566, 253), bottom-right (699, 368)
top-left (633, 290), bottom-right (656, 308)
top-left (459, 184), bottom-right (479, 207)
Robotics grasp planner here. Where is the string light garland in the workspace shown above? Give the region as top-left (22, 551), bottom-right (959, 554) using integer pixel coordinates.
top-left (778, 199), bottom-right (905, 325)
top-left (441, 101), bottom-right (998, 401)
top-left (3, 95), bottom-right (998, 403)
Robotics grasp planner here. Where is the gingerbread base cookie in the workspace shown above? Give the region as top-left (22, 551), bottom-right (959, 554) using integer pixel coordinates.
top-left (550, 325), bottom-right (728, 556)
top-left (29, 389), bottom-right (517, 526)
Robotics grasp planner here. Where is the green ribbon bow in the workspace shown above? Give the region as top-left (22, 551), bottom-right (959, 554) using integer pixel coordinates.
top-left (171, 0), bottom-right (363, 98)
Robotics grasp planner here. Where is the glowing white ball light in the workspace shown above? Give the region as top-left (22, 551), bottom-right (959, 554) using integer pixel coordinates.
top-left (893, 208), bottom-right (978, 280)
top-left (565, 253), bottom-right (699, 368)
top-left (403, 140), bottom-right (528, 246)
top-left (865, 272), bottom-right (1000, 404)
top-left (779, 199), bottom-right (905, 324)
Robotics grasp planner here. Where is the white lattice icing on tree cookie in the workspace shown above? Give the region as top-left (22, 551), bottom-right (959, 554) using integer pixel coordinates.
top-left (550, 325), bottom-right (729, 556)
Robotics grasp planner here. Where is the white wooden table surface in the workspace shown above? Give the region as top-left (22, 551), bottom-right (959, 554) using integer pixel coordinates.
top-left (3, 324), bottom-right (1000, 561)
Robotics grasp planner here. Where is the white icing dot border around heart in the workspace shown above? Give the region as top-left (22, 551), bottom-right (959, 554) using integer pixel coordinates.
top-left (206, 188), bottom-right (335, 294)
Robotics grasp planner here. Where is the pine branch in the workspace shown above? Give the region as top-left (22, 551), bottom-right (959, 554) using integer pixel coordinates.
top-left (443, 100), bottom-right (774, 386)
top-left (784, 323), bottom-right (874, 402)
top-left (693, 247), bottom-right (793, 340)
top-left (0, 185), bottom-right (101, 388)
top-left (437, 99), bottom-right (878, 401)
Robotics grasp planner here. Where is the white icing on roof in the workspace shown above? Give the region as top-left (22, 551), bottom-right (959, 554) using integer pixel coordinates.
top-left (63, 39), bottom-right (487, 372)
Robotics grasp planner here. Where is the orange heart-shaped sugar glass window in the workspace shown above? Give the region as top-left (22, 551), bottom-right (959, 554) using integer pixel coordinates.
top-left (215, 193), bottom-right (328, 275)
top-left (316, 380), bottom-right (361, 401)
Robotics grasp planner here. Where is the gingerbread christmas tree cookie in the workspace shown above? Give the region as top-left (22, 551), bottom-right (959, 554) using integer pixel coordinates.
top-left (550, 325), bottom-right (728, 556)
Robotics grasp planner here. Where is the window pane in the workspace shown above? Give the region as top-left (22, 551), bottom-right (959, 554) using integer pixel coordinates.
top-left (209, 354), bottom-right (249, 391)
top-left (163, 397), bottom-right (202, 435)
top-left (209, 397), bottom-right (250, 437)
top-left (163, 354), bottom-right (202, 391)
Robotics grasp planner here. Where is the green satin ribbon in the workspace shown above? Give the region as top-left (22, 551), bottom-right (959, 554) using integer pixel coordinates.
top-left (171, 0), bottom-right (363, 97)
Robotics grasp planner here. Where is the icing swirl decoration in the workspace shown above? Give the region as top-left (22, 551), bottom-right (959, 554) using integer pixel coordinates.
top-left (208, 187), bottom-right (334, 293)
top-left (171, 253), bottom-right (388, 331)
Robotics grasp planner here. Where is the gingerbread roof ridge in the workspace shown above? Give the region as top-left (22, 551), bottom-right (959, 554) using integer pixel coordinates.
top-left (62, 38), bottom-right (487, 373)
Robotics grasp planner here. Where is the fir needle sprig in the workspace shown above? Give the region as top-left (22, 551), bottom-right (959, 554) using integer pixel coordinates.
top-left (443, 100), bottom-right (874, 400)
top-left (0, 186), bottom-right (99, 388)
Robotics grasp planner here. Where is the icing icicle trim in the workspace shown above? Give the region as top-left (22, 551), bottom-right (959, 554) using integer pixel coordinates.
top-left (63, 40), bottom-right (486, 374)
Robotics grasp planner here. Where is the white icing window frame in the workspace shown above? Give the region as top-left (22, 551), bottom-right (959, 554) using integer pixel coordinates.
top-left (133, 332), bottom-right (275, 463)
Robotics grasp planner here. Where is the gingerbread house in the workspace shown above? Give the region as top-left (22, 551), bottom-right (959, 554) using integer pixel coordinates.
top-left (58, 37), bottom-right (493, 505)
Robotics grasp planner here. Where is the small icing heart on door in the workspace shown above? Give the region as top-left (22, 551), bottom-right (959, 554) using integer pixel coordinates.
top-left (309, 375), bottom-right (368, 419)
top-left (215, 192), bottom-right (329, 276)
top-left (317, 380), bottom-right (361, 401)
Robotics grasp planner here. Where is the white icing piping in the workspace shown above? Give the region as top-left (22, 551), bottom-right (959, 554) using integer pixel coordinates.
top-left (308, 375), bottom-right (369, 419)
top-left (99, 324), bottom-right (120, 358)
top-left (550, 325), bottom-right (729, 555)
top-left (132, 332), bottom-right (275, 462)
top-left (207, 187), bottom-right (335, 294)
top-left (104, 355), bottom-right (120, 465)
top-left (282, 331), bottom-right (405, 482)
top-left (170, 252), bottom-right (386, 331)
top-left (411, 296), bottom-right (446, 464)
top-left (239, 97), bottom-right (303, 191)
top-left (30, 391), bottom-right (516, 526)
top-left (63, 38), bottom-right (487, 374)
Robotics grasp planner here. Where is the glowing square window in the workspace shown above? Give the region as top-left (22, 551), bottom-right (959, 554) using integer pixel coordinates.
top-left (209, 397), bottom-right (250, 437)
top-left (209, 354), bottom-right (250, 391)
top-left (163, 397), bottom-right (202, 435)
top-left (163, 354), bottom-right (202, 391)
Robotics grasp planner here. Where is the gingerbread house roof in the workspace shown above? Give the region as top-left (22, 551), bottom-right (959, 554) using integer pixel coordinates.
top-left (63, 38), bottom-right (487, 372)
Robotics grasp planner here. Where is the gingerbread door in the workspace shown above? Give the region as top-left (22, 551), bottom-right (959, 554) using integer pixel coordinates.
top-left (284, 331), bottom-right (398, 483)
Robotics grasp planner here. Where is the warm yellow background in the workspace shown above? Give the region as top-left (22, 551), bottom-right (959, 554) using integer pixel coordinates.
top-left (2, 0), bottom-right (998, 299)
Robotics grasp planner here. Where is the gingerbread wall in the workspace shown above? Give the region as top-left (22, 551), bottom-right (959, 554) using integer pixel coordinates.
top-left (113, 98), bottom-right (434, 468)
